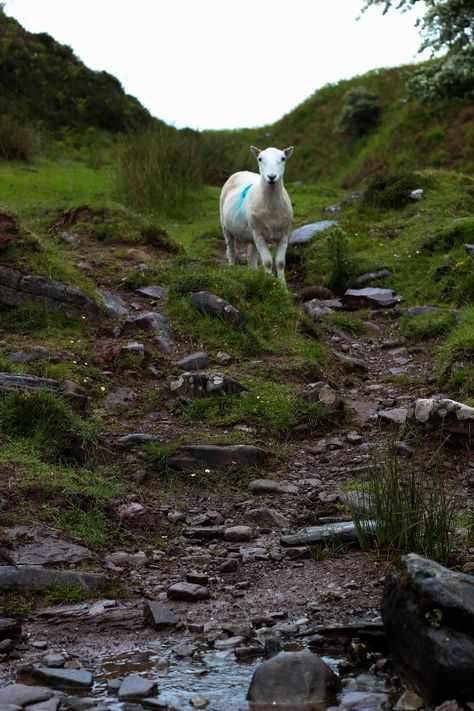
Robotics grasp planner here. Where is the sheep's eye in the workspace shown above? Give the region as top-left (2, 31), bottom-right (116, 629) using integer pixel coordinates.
top-left (258, 157), bottom-right (262, 162)
top-left (281, 156), bottom-right (286, 161)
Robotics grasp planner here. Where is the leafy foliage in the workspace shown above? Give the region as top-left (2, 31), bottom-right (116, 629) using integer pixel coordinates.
top-left (326, 227), bottom-right (357, 293)
top-left (334, 87), bottom-right (382, 136)
top-left (363, 172), bottom-right (424, 209)
top-left (0, 115), bottom-right (39, 160)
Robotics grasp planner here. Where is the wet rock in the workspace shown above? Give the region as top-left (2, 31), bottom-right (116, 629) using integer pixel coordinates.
top-left (406, 397), bottom-right (474, 438)
top-left (25, 699), bottom-right (61, 711)
top-left (0, 684), bottom-right (54, 707)
top-left (343, 288), bottom-right (403, 310)
top-left (167, 582), bottom-right (210, 601)
top-left (121, 312), bottom-right (174, 353)
top-left (174, 642), bottom-right (197, 657)
top-left (280, 520), bottom-right (376, 547)
top-left (303, 381), bottom-right (343, 412)
top-left (0, 566), bottom-right (111, 593)
top-left (34, 599), bottom-right (144, 632)
top-left (0, 618), bottom-right (21, 639)
top-left (175, 352), bottom-right (209, 371)
top-left (32, 666), bottom-right (93, 689)
top-left (3, 525), bottom-right (92, 566)
top-left (144, 601), bottom-right (179, 630)
top-left (42, 652), bottom-right (66, 668)
top-left (248, 479), bottom-right (298, 495)
top-left (330, 690), bottom-right (389, 709)
top-left (165, 371), bottom-right (249, 400)
top-left (247, 650), bottom-right (341, 706)
top-left (190, 697), bottom-right (209, 708)
top-left (0, 372), bottom-right (88, 415)
top-left (0, 265), bottom-right (97, 314)
top-left (224, 525), bottom-right (255, 542)
top-left (168, 444), bottom-right (268, 471)
top-left (190, 291), bottom-right (241, 323)
top-left (117, 674), bottom-right (157, 699)
top-left (378, 407), bottom-right (408, 425)
top-left (97, 289), bottom-right (129, 318)
top-left (186, 572), bottom-right (209, 586)
top-left (356, 269), bottom-right (393, 286)
top-left (382, 553), bottom-right (474, 705)
top-left (288, 221), bottom-right (338, 245)
top-left (235, 645), bottom-right (264, 660)
top-left (136, 286), bottom-right (169, 300)
top-left (333, 352), bottom-right (368, 373)
top-left (243, 508), bottom-right (290, 529)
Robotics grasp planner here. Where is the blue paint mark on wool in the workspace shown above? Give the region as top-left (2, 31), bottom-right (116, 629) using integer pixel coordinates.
top-left (237, 183), bottom-right (253, 212)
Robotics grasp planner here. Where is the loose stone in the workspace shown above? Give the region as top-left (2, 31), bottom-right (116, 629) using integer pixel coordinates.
top-left (118, 674), bottom-right (157, 699)
top-left (167, 582), bottom-right (210, 601)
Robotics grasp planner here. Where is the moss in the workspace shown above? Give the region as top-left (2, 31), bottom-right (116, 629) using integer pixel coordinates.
top-left (400, 310), bottom-right (457, 340)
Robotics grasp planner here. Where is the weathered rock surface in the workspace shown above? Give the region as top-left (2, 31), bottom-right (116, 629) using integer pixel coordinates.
top-left (333, 352), bottom-right (368, 373)
top-left (224, 525), bottom-right (255, 542)
top-left (243, 508), bottom-right (290, 529)
top-left (0, 265), bottom-right (97, 313)
top-left (302, 299), bottom-right (335, 319)
top-left (167, 582), bottom-right (210, 601)
top-left (343, 288), bottom-right (403, 310)
top-left (121, 312), bottom-right (174, 352)
top-left (144, 601), bottom-right (179, 630)
top-left (0, 372), bottom-right (88, 414)
top-left (34, 600), bottom-right (145, 631)
top-left (303, 381), bottom-right (343, 412)
top-left (248, 479), bottom-right (298, 495)
top-left (0, 566), bottom-right (111, 593)
top-left (378, 407), bottom-right (408, 425)
top-left (165, 371), bottom-right (249, 400)
top-left (382, 553), bottom-right (474, 705)
top-left (118, 674), bottom-right (157, 699)
top-left (168, 444), bottom-right (269, 471)
top-left (247, 650), bottom-right (341, 706)
top-left (288, 221), bottom-right (338, 245)
top-left (356, 269), bottom-right (393, 286)
top-left (136, 285), bottom-right (169, 300)
top-left (3, 526), bottom-right (92, 566)
top-left (190, 291), bottom-right (241, 323)
top-left (175, 352), bottom-right (209, 371)
top-left (406, 397), bottom-right (474, 438)
top-left (97, 289), bottom-right (129, 318)
top-left (0, 617), bottom-right (22, 639)
top-left (102, 386), bottom-right (137, 409)
top-left (32, 666), bottom-right (93, 689)
top-left (0, 684), bottom-right (54, 707)
top-left (280, 521), bottom-right (376, 547)
top-left (117, 433), bottom-right (161, 449)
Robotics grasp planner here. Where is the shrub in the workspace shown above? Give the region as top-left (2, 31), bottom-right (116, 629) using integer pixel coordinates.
top-left (0, 115), bottom-right (39, 161)
top-left (116, 125), bottom-right (203, 216)
top-left (407, 49), bottom-right (474, 103)
top-left (326, 227), bottom-right (357, 293)
top-left (363, 172), bottom-right (425, 210)
top-left (334, 87), bottom-right (381, 137)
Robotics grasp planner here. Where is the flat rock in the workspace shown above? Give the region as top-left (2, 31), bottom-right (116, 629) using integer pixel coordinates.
top-left (243, 508), bottom-right (290, 529)
top-left (303, 299), bottom-right (334, 319)
top-left (182, 526), bottom-right (225, 540)
top-left (3, 525), bottom-right (92, 566)
top-left (136, 285), bottom-right (169, 299)
top-left (0, 618), bottom-right (22, 639)
top-left (168, 444), bottom-right (268, 471)
top-left (343, 288), bottom-right (403, 310)
top-left (0, 684), bottom-right (54, 707)
top-left (333, 352), bottom-right (368, 372)
top-left (97, 289), bottom-right (129, 318)
top-left (248, 479), bottom-right (298, 495)
top-left (24, 699), bottom-right (61, 711)
top-left (7, 345), bottom-right (49, 364)
top-left (190, 291), bottom-right (241, 323)
top-left (122, 312), bottom-right (174, 353)
top-left (356, 269), bottom-right (393, 286)
top-left (174, 352), bottom-right (209, 371)
top-left (224, 525), bottom-right (255, 542)
top-left (102, 386), bottom-right (137, 409)
top-left (407, 305), bottom-right (439, 317)
top-left (167, 582), bottom-right (210, 601)
top-left (0, 566), bottom-right (111, 593)
top-left (34, 599), bottom-right (145, 632)
top-left (280, 520), bottom-right (376, 547)
top-left (117, 433), bottom-right (161, 449)
top-left (378, 407), bottom-right (408, 425)
top-left (406, 397), bottom-right (474, 438)
top-left (32, 666), bottom-right (93, 689)
top-left (289, 221), bottom-right (338, 245)
top-left (303, 381), bottom-right (343, 412)
top-left (118, 674), bottom-right (157, 699)
top-left (0, 372), bottom-right (88, 415)
top-left (165, 371), bottom-right (249, 400)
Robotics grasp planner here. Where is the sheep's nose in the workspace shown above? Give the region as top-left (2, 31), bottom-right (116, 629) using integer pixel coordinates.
top-left (268, 174), bottom-right (277, 183)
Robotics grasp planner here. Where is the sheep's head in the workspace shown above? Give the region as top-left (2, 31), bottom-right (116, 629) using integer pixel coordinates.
top-left (250, 146), bottom-right (294, 185)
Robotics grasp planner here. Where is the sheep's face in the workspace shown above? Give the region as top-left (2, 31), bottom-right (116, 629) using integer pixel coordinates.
top-left (250, 146), bottom-right (294, 185)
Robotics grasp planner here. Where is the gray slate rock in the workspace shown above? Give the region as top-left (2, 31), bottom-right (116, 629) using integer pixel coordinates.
top-left (465, 244), bottom-right (474, 258)
top-left (248, 479), bottom-right (298, 495)
top-left (247, 650), bottom-right (341, 706)
top-left (303, 381), bottom-right (343, 412)
top-left (407, 305), bottom-right (439, 317)
top-left (280, 520), bottom-right (376, 547)
top-left (289, 221), bottom-right (338, 245)
top-left (378, 407), bottom-right (408, 425)
top-left (103, 386), bottom-right (137, 409)
top-left (7, 346), bottom-right (48, 364)
top-left (122, 312), bottom-right (174, 353)
top-left (117, 433), bottom-right (161, 449)
top-left (224, 525), bottom-right (255, 542)
top-left (182, 526), bottom-right (225, 540)
top-left (333, 352), bottom-right (368, 373)
top-left (0, 372), bottom-right (88, 415)
top-left (165, 371), bottom-right (249, 400)
top-left (303, 299), bottom-right (334, 319)
top-left (167, 582), bottom-right (210, 601)
top-left (136, 286), bottom-right (169, 300)
top-left (144, 601), bottom-right (179, 630)
top-left (406, 397), bottom-right (474, 437)
top-left (118, 674), bottom-right (157, 699)
top-left (175, 352), bottom-right (209, 371)
top-left (356, 269), bottom-right (393, 286)
top-left (0, 618), bottom-right (22, 639)
top-left (343, 288), bottom-right (403, 310)
top-left (168, 444), bottom-right (268, 471)
top-left (0, 566), bottom-right (111, 593)
top-left (190, 291), bottom-right (241, 323)
top-left (244, 508), bottom-right (290, 529)
top-left (32, 666), bottom-right (93, 689)
top-left (24, 699), bottom-right (61, 711)
top-left (382, 553), bottom-right (474, 705)
top-left (97, 289), bottom-right (129, 318)
top-left (0, 265), bottom-right (97, 314)
top-left (3, 525), bottom-right (92, 566)
top-left (0, 684), bottom-right (54, 707)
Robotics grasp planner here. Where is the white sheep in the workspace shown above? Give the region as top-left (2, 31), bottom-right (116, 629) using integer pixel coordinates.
top-left (219, 145), bottom-right (294, 285)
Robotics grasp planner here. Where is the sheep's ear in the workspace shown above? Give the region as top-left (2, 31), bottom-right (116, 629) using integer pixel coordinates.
top-left (250, 146), bottom-right (261, 159)
top-left (284, 146), bottom-right (294, 159)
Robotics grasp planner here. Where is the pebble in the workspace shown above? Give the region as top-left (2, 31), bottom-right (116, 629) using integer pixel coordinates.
top-left (118, 674), bottom-right (157, 699)
top-left (224, 526), bottom-right (255, 542)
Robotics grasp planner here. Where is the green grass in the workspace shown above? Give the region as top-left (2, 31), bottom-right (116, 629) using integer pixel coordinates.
top-left (323, 312), bottom-right (368, 336)
top-left (400, 310), bottom-right (458, 340)
top-left (437, 308), bottom-right (474, 400)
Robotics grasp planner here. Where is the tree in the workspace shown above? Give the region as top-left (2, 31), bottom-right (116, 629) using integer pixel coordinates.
top-left (361, 0), bottom-right (474, 101)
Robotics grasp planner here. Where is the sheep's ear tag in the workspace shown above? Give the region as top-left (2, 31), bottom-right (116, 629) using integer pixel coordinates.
top-left (284, 146), bottom-right (294, 159)
top-left (250, 146), bottom-right (261, 159)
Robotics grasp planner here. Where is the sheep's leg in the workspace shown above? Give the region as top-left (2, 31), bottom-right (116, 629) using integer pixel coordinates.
top-left (223, 228), bottom-right (236, 265)
top-left (275, 235), bottom-right (290, 286)
top-left (253, 234), bottom-right (273, 274)
top-left (247, 243), bottom-right (258, 269)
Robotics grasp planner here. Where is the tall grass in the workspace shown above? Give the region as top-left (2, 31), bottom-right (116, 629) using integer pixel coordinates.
top-left (348, 444), bottom-right (460, 565)
top-left (116, 125), bottom-right (204, 216)
top-left (0, 115), bottom-right (40, 161)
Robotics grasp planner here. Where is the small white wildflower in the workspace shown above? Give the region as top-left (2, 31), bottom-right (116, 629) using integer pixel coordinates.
top-left (72, 360), bottom-right (77, 364)
top-left (100, 386), bottom-right (106, 392)
top-left (205, 468), bottom-right (210, 473)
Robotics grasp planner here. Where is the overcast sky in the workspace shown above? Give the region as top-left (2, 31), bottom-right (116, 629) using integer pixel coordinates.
top-left (4, 0), bottom-right (430, 130)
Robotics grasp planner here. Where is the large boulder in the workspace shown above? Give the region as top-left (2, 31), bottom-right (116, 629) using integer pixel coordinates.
top-left (406, 398), bottom-right (474, 438)
top-left (382, 553), bottom-right (474, 705)
top-left (247, 650), bottom-right (340, 707)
